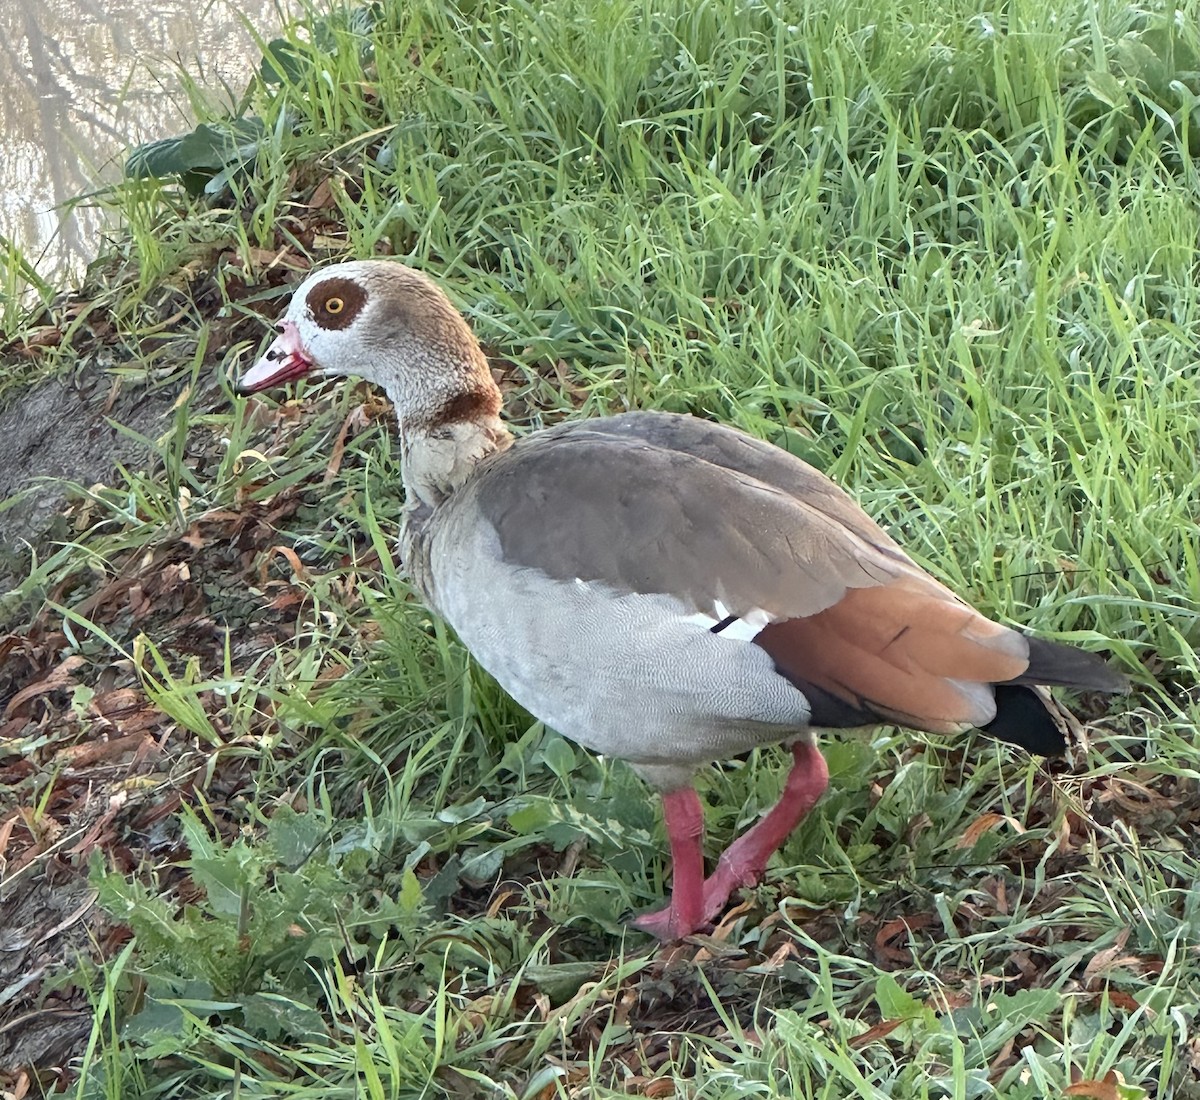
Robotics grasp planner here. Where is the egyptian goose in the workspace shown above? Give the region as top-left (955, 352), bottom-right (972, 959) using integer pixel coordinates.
top-left (237, 260), bottom-right (1126, 940)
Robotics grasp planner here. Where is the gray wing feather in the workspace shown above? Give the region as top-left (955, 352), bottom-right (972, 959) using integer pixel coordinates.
top-left (465, 411), bottom-right (927, 619)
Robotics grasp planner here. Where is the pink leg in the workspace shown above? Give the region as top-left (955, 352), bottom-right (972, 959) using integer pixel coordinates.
top-left (633, 743), bottom-right (830, 941)
top-left (631, 786), bottom-right (706, 940)
top-left (698, 741), bottom-right (829, 923)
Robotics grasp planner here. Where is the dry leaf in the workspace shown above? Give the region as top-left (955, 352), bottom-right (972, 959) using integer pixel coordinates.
top-left (308, 179), bottom-right (336, 209)
top-left (929, 988), bottom-right (973, 1013)
top-left (1104, 991), bottom-right (1143, 1013)
top-left (57, 733), bottom-right (150, 769)
top-left (324, 405), bottom-right (372, 483)
top-left (19, 326), bottom-right (63, 351)
top-left (1063, 1070), bottom-right (1121, 1100)
top-left (873, 913), bottom-right (935, 965)
top-left (956, 812), bottom-right (1024, 848)
top-left (3, 655), bottom-right (87, 718)
top-left (486, 888), bottom-right (520, 918)
top-left (260, 545), bottom-right (309, 585)
top-left (1083, 928), bottom-right (1137, 987)
top-left (848, 1018), bottom-right (905, 1049)
top-left (0, 815), bottom-right (17, 861)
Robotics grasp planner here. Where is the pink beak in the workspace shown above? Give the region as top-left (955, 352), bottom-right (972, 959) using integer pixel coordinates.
top-left (236, 321), bottom-right (314, 394)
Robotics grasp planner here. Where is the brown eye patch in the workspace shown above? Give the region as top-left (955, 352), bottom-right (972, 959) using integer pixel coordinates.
top-left (305, 276), bottom-right (367, 331)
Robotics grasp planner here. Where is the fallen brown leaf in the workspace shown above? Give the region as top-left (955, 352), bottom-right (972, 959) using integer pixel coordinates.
top-left (67, 790), bottom-right (129, 856)
top-left (956, 812), bottom-right (1024, 848)
top-left (260, 545), bottom-right (309, 585)
top-left (983, 874), bottom-right (1009, 916)
top-left (0, 815), bottom-right (17, 861)
top-left (1063, 1070), bottom-right (1121, 1100)
top-left (1083, 928), bottom-right (1136, 987)
top-left (19, 326), bottom-right (63, 352)
top-left (873, 913), bottom-right (935, 966)
top-left (56, 733), bottom-right (152, 770)
top-left (308, 179), bottom-right (336, 210)
top-left (2, 1068), bottom-right (31, 1100)
top-left (3, 655), bottom-right (87, 718)
top-left (848, 1017), bottom-right (905, 1049)
top-left (324, 405), bottom-right (373, 483)
top-left (0, 632), bottom-right (20, 664)
top-left (929, 988), bottom-right (973, 1013)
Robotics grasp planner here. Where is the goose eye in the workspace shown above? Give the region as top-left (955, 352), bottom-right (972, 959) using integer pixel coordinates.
top-left (325, 296), bottom-right (345, 314)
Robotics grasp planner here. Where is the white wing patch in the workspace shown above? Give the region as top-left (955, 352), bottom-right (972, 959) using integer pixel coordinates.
top-left (684, 600), bottom-right (777, 642)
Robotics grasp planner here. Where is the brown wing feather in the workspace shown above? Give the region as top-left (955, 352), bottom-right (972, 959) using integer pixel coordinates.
top-left (755, 581), bottom-right (1031, 733)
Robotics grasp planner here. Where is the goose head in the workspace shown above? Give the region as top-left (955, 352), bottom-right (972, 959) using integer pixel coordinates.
top-left (236, 260), bottom-right (502, 433)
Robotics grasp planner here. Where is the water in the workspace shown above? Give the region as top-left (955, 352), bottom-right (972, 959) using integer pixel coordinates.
top-left (0, 0), bottom-right (301, 286)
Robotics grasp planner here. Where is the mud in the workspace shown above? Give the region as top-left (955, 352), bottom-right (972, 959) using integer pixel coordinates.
top-left (0, 366), bottom-right (177, 593)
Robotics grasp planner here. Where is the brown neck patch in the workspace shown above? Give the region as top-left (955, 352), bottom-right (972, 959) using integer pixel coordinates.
top-left (423, 387), bottom-right (502, 431)
top-left (305, 276), bottom-right (368, 331)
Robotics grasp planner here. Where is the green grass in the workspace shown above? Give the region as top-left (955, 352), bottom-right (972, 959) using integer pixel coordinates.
top-left (2, 0), bottom-right (1199, 1096)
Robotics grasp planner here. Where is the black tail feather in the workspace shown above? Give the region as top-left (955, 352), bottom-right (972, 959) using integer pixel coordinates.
top-left (980, 684), bottom-right (1068, 755)
top-left (1012, 636), bottom-right (1127, 694)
